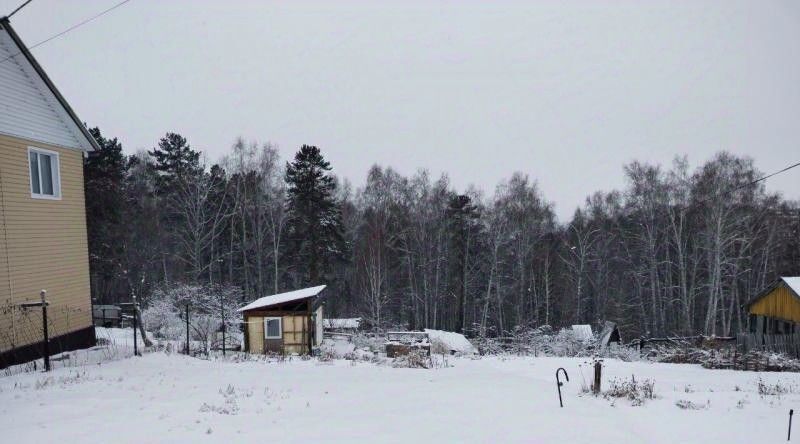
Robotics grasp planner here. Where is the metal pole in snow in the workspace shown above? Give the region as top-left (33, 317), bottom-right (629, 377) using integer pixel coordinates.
top-left (789, 409), bottom-right (794, 441)
top-left (40, 290), bottom-right (50, 372)
top-left (185, 304), bottom-right (190, 355)
top-left (556, 367), bottom-right (569, 407)
top-left (132, 294), bottom-right (139, 357)
top-left (221, 298), bottom-right (226, 357)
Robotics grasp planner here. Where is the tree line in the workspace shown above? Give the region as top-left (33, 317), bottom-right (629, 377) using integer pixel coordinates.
top-left (85, 127), bottom-right (799, 338)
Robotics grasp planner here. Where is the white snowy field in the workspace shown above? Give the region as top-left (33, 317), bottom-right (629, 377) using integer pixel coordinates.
top-left (1, 349), bottom-right (799, 443)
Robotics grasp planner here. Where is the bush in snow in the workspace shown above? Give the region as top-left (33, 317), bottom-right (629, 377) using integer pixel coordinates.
top-left (319, 338), bottom-right (357, 360)
top-left (142, 283), bottom-right (242, 354)
top-left (675, 399), bottom-right (708, 410)
top-left (141, 298), bottom-right (183, 341)
top-left (592, 344), bottom-right (641, 362)
top-left (391, 349), bottom-right (432, 369)
top-left (757, 378), bottom-right (795, 398)
top-left (604, 376), bottom-right (656, 406)
top-left (473, 325), bottom-right (637, 359)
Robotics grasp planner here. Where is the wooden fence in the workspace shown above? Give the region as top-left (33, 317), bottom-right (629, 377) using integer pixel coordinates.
top-left (737, 332), bottom-right (800, 358)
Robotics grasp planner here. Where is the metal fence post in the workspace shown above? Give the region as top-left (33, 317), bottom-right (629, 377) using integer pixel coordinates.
top-left (221, 298), bottom-right (226, 357)
top-left (132, 295), bottom-right (139, 357)
top-left (185, 303), bottom-right (190, 355)
top-left (41, 290), bottom-right (50, 372)
top-left (593, 361), bottom-right (603, 395)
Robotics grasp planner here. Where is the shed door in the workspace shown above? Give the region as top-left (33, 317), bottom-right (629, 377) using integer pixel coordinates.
top-left (247, 315), bottom-right (264, 354)
top-left (282, 315), bottom-right (308, 354)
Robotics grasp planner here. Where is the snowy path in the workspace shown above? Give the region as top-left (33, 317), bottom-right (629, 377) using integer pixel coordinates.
top-left (1, 353), bottom-right (798, 443)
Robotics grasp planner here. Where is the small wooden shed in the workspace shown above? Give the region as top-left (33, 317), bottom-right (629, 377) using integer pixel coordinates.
top-left (238, 285), bottom-right (327, 355)
top-left (744, 277), bottom-right (800, 334)
top-left (598, 321), bottom-right (621, 346)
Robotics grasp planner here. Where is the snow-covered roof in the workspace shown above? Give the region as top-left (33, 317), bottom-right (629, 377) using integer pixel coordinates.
top-left (571, 324), bottom-right (593, 341)
top-left (783, 277), bottom-right (800, 297)
top-left (323, 318), bottom-right (362, 329)
top-left (238, 285), bottom-right (326, 312)
top-left (425, 329), bottom-right (477, 355)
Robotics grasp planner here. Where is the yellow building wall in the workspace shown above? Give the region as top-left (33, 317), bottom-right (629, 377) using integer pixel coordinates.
top-left (244, 313), bottom-right (310, 355)
top-left (749, 285), bottom-right (800, 323)
top-left (0, 133), bottom-right (92, 353)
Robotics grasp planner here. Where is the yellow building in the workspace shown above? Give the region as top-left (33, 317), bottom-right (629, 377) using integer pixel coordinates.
top-left (744, 277), bottom-right (800, 335)
top-left (0, 17), bottom-right (99, 367)
top-left (239, 285), bottom-right (326, 355)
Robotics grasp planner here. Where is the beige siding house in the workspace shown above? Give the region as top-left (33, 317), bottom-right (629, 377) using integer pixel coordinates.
top-left (0, 17), bottom-right (100, 368)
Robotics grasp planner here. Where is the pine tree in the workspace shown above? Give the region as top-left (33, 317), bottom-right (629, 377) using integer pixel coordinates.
top-left (447, 194), bottom-right (480, 333)
top-left (148, 132), bottom-right (201, 196)
top-left (84, 127), bottom-right (128, 302)
top-left (146, 132), bottom-right (203, 281)
top-left (285, 145), bottom-right (344, 284)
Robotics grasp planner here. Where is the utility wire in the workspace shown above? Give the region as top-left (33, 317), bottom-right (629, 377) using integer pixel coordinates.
top-left (725, 160), bottom-right (800, 196)
top-left (695, 159), bottom-right (800, 206)
top-left (0, 0), bottom-right (131, 66)
top-left (749, 160), bottom-right (800, 186)
top-left (7, 0), bottom-right (33, 18)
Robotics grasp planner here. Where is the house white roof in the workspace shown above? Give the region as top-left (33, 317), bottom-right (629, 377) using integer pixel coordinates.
top-left (238, 285), bottom-right (326, 312)
top-left (0, 19), bottom-right (99, 151)
top-left (783, 277), bottom-right (800, 296)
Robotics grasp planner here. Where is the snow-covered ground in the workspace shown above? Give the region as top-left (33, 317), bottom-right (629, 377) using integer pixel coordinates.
top-left (1, 346), bottom-right (799, 443)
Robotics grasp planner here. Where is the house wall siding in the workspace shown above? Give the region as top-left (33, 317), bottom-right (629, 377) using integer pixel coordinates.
top-left (749, 285), bottom-right (800, 324)
top-left (0, 133), bottom-right (92, 355)
top-left (0, 27), bottom-right (83, 150)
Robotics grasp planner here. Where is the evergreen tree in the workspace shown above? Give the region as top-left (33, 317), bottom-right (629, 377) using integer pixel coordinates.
top-left (447, 193), bottom-right (480, 333)
top-left (148, 132), bottom-right (201, 195)
top-left (285, 145), bottom-right (344, 283)
top-left (84, 127), bottom-right (128, 302)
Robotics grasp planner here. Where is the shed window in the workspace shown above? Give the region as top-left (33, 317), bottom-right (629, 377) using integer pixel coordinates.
top-left (28, 148), bottom-right (61, 199)
top-left (264, 317), bottom-right (282, 339)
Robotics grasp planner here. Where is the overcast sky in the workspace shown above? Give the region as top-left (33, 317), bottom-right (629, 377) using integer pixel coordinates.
top-left (3, 0), bottom-right (798, 220)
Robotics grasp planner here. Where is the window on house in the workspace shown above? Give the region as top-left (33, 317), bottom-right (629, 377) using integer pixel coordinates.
top-left (264, 317), bottom-right (282, 339)
top-left (28, 148), bottom-right (60, 199)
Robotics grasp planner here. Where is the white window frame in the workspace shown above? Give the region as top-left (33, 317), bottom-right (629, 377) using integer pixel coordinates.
top-left (264, 317), bottom-right (282, 339)
top-left (28, 147), bottom-right (61, 200)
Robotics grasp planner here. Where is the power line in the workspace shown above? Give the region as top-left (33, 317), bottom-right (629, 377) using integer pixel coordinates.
top-left (695, 159), bottom-right (800, 206)
top-left (750, 160), bottom-right (800, 187)
top-left (7, 0), bottom-right (33, 18)
top-left (0, 0), bottom-right (131, 66)
top-left (725, 160), bottom-right (800, 197)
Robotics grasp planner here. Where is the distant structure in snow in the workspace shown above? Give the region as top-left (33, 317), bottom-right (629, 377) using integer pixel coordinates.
top-left (739, 277), bottom-right (800, 357)
top-left (323, 318), bottom-right (363, 333)
top-left (238, 285), bottom-right (328, 355)
top-left (597, 321), bottom-right (622, 346)
top-left (571, 324), bottom-right (593, 342)
top-left (425, 329), bottom-right (478, 355)
top-left (93, 305), bottom-right (122, 328)
top-left (385, 331), bottom-right (431, 358)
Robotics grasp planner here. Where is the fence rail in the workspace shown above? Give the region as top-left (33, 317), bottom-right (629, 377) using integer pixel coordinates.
top-left (737, 332), bottom-right (800, 358)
